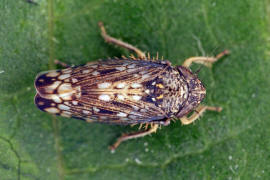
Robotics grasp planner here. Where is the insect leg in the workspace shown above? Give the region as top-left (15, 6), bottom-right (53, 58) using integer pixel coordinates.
top-left (110, 124), bottom-right (159, 151)
top-left (54, 60), bottom-right (70, 68)
top-left (182, 50), bottom-right (229, 68)
top-left (180, 105), bottom-right (222, 125)
top-left (98, 22), bottom-right (146, 59)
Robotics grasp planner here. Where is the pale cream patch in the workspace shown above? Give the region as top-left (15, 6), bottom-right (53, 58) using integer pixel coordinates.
top-left (46, 71), bottom-right (59, 77)
top-left (132, 95), bottom-right (142, 101)
top-left (139, 71), bottom-right (148, 74)
top-left (44, 107), bottom-right (59, 114)
top-left (62, 69), bottom-right (72, 74)
top-left (51, 95), bottom-right (62, 103)
top-left (140, 109), bottom-right (147, 113)
top-left (117, 112), bottom-right (127, 117)
top-left (72, 101), bottom-right (78, 105)
top-left (48, 81), bottom-right (61, 90)
top-left (58, 74), bottom-right (70, 80)
top-left (64, 101), bottom-right (70, 105)
top-left (58, 83), bottom-right (73, 94)
top-left (117, 94), bottom-right (125, 101)
top-left (83, 110), bottom-right (91, 114)
top-left (131, 83), bottom-right (142, 88)
top-left (98, 82), bottom-right (111, 89)
top-left (93, 107), bottom-right (100, 112)
top-left (58, 104), bottom-right (70, 111)
top-left (142, 74), bottom-right (150, 79)
top-left (129, 115), bottom-right (137, 119)
top-left (72, 78), bottom-right (78, 83)
top-left (151, 98), bottom-right (156, 102)
top-left (145, 89), bottom-right (150, 94)
top-left (117, 82), bottom-right (126, 89)
top-left (92, 71), bottom-right (100, 76)
top-left (116, 66), bottom-right (126, 71)
top-left (132, 105), bottom-right (139, 111)
top-left (82, 69), bottom-right (90, 74)
top-left (127, 69), bottom-right (137, 73)
top-left (98, 94), bottom-right (111, 101)
top-left (127, 64), bottom-right (136, 69)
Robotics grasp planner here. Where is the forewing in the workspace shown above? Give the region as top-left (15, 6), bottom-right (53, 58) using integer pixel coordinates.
top-left (34, 59), bottom-right (170, 124)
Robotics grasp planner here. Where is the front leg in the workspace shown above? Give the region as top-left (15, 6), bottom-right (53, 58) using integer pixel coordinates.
top-left (180, 105), bottom-right (222, 125)
top-left (182, 50), bottom-right (229, 68)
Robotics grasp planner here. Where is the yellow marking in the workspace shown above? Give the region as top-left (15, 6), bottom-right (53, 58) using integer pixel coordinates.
top-left (156, 83), bottom-right (164, 88)
top-left (156, 94), bottom-right (163, 99)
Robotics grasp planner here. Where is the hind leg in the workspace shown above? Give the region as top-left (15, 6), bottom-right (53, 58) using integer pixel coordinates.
top-left (98, 22), bottom-right (146, 59)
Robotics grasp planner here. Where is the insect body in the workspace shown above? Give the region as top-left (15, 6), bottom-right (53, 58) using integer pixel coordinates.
top-left (34, 22), bottom-right (228, 150)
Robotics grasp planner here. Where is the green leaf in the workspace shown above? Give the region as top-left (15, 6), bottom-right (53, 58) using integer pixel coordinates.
top-left (0, 0), bottom-right (269, 179)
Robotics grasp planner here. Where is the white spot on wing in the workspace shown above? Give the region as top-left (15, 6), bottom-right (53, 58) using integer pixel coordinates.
top-left (93, 107), bottom-right (100, 112)
top-left (72, 78), bottom-right (78, 83)
top-left (98, 82), bottom-right (111, 89)
top-left (58, 104), bottom-right (70, 111)
top-left (51, 95), bottom-right (62, 103)
top-left (58, 74), bottom-right (70, 80)
top-left (131, 83), bottom-right (142, 88)
top-left (45, 107), bottom-right (59, 114)
top-left (142, 74), bottom-right (150, 79)
top-left (127, 64), bottom-right (136, 69)
top-left (117, 94), bottom-right (125, 101)
top-left (99, 94), bottom-right (111, 101)
top-left (117, 82), bottom-right (126, 89)
top-left (117, 112), bottom-right (127, 117)
top-left (92, 71), bottom-right (100, 76)
top-left (83, 110), bottom-right (91, 114)
top-left (145, 89), bottom-right (150, 94)
top-left (72, 101), bottom-right (78, 105)
top-left (116, 66), bottom-right (126, 71)
top-left (132, 95), bottom-right (142, 101)
top-left (82, 69), bottom-right (90, 74)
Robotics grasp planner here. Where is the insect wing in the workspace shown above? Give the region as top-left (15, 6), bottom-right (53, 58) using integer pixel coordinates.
top-left (34, 59), bottom-right (169, 124)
